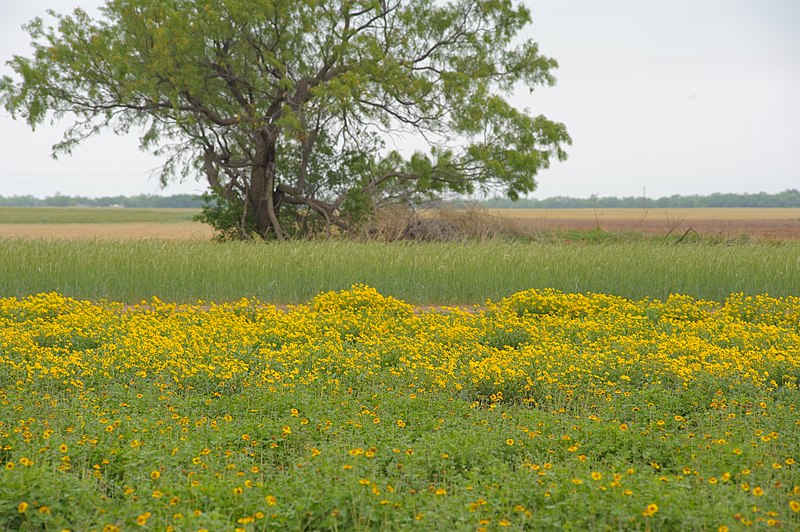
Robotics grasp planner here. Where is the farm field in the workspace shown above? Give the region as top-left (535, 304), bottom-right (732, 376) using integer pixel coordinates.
top-left (0, 222), bottom-right (214, 241)
top-left (0, 207), bottom-right (200, 225)
top-left (0, 207), bottom-right (212, 241)
top-left (488, 208), bottom-right (800, 241)
top-left (1, 207), bottom-right (799, 530)
top-left (0, 287), bottom-right (798, 530)
top-left (0, 206), bottom-right (798, 241)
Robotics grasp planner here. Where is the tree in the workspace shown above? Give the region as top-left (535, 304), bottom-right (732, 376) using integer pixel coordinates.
top-left (2, 0), bottom-right (570, 239)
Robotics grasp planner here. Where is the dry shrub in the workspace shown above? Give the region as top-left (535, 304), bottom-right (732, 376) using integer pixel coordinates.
top-left (352, 204), bottom-right (526, 242)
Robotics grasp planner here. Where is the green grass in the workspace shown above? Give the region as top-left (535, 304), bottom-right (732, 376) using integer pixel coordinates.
top-left (1, 238), bottom-right (798, 303)
top-left (0, 207), bottom-right (199, 224)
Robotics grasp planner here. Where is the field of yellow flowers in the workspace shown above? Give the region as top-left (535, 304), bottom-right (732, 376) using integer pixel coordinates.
top-left (1, 286), bottom-right (799, 530)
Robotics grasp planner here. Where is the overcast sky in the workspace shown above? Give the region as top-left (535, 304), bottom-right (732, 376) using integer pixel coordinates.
top-left (1, 0), bottom-right (798, 199)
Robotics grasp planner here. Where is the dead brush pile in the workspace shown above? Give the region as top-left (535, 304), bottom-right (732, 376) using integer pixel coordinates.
top-left (354, 205), bottom-right (526, 242)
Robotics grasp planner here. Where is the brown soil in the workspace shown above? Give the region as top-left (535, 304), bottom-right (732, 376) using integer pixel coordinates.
top-left (0, 222), bottom-right (215, 241)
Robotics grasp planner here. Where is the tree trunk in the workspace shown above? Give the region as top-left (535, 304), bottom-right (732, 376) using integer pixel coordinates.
top-left (249, 132), bottom-right (284, 240)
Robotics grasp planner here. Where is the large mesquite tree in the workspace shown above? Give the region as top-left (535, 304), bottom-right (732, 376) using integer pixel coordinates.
top-left (2, 0), bottom-right (570, 239)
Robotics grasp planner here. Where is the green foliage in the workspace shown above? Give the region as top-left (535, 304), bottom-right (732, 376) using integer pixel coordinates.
top-left (339, 189), bottom-right (374, 227)
top-left (194, 188), bottom-right (257, 241)
top-left (2, 0), bottom-right (571, 239)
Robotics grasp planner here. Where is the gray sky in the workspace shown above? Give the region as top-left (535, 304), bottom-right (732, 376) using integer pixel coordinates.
top-left (1, 0), bottom-right (798, 199)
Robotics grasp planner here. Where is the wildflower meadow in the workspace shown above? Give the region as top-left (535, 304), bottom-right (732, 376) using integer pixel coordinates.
top-left (1, 286), bottom-right (798, 530)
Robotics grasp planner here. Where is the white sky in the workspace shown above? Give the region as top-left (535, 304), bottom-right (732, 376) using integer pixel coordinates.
top-left (0, 0), bottom-right (798, 199)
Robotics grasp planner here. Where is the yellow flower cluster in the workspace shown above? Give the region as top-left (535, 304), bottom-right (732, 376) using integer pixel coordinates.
top-left (0, 286), bottom-right (798, 530)
top-left (0, 287), bottom-right (798, 399)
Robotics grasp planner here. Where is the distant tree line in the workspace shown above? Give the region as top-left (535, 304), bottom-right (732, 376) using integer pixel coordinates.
top-left (0, 194), bottom-right (203, 208)
top-left (1, 189), bottom-right (799, 209)
top-left (471, 189), bottom-right (800, 209)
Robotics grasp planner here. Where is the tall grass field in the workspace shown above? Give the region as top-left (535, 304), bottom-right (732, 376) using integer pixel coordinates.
top-left (1, 238), bottom-right (798, 304)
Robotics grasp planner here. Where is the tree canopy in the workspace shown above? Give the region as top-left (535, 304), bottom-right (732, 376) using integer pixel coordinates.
top-left (2, 0), bottom-right (570, 239)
